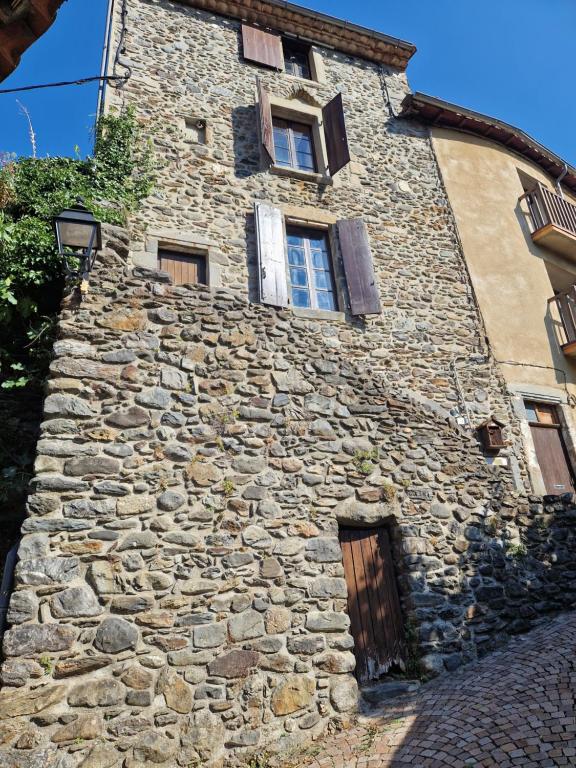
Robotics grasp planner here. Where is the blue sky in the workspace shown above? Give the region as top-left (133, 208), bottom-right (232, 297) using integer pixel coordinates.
top-left (1, 0), bottom-right (575, 164)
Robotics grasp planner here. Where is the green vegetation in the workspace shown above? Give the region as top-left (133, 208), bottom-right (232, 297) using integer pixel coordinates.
top-left (352, 447), bottom-right (379, 475)
top-left (0, 107), bottom-right (154, 390)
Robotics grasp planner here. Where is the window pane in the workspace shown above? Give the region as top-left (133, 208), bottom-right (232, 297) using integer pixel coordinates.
top-left (290, 267), bottom-right (308, 287)
top-left (313, 271), bottom-right (331, 290)
top-left (287, 234), bottom-right (304, 247)
top-left (311, 251), bottom-right (329, 269)
top-left (287, 246), bottom-right (305, 266)
top-left (317, 291), bottom-right (336, 311)
top-left (283, 42), bottom-right (311, 80)
top-left (292, 288), bottom-right (311, 308)
top-left (309, 234), bottom-right (328, 251)
top-left (296, 152), bottom-right (315, 172)
top-left (524, 403), bottom-right (538, 421)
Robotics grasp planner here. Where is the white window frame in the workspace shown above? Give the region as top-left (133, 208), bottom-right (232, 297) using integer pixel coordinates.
top-left (272, 117), bottom-right (317, 173)
top-left (284, 224), bottom-right (339, 313)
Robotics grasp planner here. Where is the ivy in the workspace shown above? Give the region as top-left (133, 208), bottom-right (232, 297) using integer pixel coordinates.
top-left (0, 106), bottom-right (155, 389)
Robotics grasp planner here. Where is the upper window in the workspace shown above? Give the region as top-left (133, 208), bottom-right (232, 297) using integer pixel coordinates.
top-left (283, 39), bottom-right (311, 80)
top-left (273, 118), bottom-right (316, 173)
top-left (286, 228), bottom-right (336, 311)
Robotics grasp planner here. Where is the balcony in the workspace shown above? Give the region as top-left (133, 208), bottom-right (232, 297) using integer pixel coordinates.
top-left (522, 183), bottom-right (576, 261)
top-left (549, 287), bottom-right (576, 358)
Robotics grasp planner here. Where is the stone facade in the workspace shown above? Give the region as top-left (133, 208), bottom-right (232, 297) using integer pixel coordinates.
top-left (104, 0), bottom-right (526, 473)
top-left (1, 0), bottom-right (575, 765)
top-left (1, 230), bottom-right (576, 767)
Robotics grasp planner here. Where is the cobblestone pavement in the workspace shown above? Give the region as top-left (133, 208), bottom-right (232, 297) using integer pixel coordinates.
top-left (298, 613), bottom-right (576, 768)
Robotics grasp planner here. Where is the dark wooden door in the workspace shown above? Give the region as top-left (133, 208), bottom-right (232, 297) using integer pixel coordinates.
top-left (158, 250), bottom-right (206, 286)
top-left (526, 401), bottom-right (575, 495)
top-left (339, 527), bottom-right (405, 684)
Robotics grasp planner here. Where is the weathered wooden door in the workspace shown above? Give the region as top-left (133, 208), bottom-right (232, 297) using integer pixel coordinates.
top-left (526, 402), bottom-right (575, 495)
top-left (158, 250), bottom-right (207, 286)
top-left (339, 527), bottom-right (405, 684)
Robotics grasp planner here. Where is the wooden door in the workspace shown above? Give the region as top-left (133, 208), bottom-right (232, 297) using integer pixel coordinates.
top-left (339, 527), bottom-right (405, 684)
top-left (526, 401), bottom-right (575, 495)
top-left (158, 250), bottom-right (206, 286)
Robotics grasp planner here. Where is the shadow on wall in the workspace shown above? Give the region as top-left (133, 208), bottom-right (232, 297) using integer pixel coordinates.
top-left (345, 497), bottom-right (576, 766)
top-left (232, 105), bottom-right (262, 180)
top-left (401, 492), bottom-right (576, 677)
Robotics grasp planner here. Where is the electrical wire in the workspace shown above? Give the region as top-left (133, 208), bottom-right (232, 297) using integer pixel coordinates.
top-left (0, 75), bottom-right (126, 96)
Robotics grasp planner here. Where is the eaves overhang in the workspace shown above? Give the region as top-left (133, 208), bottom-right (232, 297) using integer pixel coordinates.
top-left (175, 0), bottom-right (416, 70)
top-left (0, 0), bottom-right (65, 81)
top-left (400, 92), bottom-right (576, 195)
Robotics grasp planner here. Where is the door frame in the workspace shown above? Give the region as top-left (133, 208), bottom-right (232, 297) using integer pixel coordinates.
top-left (516, 394), bottom-right (576, 495)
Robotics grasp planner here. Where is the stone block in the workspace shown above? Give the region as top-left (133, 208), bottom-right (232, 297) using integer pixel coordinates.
top-left (270, 675), bottom-right (315, 715)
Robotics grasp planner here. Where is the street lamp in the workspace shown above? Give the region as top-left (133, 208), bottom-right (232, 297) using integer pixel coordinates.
top-left (53, 199), bottom-right (102, 293)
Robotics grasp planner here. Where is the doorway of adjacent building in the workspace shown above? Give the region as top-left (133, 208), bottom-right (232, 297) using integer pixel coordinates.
top-left (525, 401), bottom-right (575, 495)
top-left (339, 526), bottom-right (406, 684)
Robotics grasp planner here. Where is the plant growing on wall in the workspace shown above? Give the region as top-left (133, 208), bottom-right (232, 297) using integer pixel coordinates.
top-left (0, 106), bottom-right (155, 390)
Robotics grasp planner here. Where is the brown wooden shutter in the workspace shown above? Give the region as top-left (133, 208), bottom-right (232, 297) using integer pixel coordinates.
top-left (337, 218), bottom-right (381, 316)
top-left (254, 202), bottom-right (288, 307)
top-left (322, 93), bottom-right (351, 175)
top-left (242, 24), bottom-right (284, 70)
top-left (256, 78), bottom-right (275, 164)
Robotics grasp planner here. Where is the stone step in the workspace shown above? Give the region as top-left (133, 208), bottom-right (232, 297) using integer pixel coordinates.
top-left (358, 679), bottom-right (421, 719)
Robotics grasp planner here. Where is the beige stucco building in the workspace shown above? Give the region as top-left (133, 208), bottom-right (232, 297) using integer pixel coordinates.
top-left (402, 93), bottom-right (576, 496)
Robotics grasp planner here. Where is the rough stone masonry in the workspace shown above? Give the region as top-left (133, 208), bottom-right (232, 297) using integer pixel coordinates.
top-left (1, 230), bottom-right (575, 768)
top-left (1, 0), bottom-right (576, 765)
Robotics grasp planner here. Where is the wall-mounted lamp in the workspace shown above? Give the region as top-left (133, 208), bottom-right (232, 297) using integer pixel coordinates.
top-left (53, 199), bottom-right (102, 293)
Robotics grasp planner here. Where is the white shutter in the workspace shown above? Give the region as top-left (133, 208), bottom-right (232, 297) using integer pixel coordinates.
top-left (254, 202), bottom-right (288, 307)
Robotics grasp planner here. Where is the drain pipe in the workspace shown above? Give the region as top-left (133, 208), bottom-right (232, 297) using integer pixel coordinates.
top-left (0, 542), bottom-right (19, 638)
top-left (555, 163), bottom-right (568, 199)
top-left (97, 0), bottom-right (116, 117)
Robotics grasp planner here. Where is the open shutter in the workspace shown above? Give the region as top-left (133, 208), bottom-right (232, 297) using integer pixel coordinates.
top-left (337, 218), bottom-right (381, 316)
top-left (255, 202), bottom-right (288, 307)
top-left (256, 78), bottom-right (275, 164)
top-left (242, 24), bottom-right (284, 70)
top-left (322, 93), bottom-right (351, 175)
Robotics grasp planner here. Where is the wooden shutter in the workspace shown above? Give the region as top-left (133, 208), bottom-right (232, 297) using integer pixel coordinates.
top-left (322, 93), bottom-right (351, 175)
top-left (254, 202), bottom-right (288, 307)
top-left (257, 78), bottom-right (275, 164)
top-left (158, 250), bottom-right (207, 286)
top-left (242, 24), bottom-right (284, 70)
top-left (337, 218), bottom-right (381, 316)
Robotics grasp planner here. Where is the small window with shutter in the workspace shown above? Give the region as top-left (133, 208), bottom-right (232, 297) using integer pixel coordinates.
top-left (158, 249), bottom-right (207, 287)
top-left (282, 39), bottom-right (312, 80)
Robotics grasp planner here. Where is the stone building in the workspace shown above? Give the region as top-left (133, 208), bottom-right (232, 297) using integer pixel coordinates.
top-left (1, 1), bottom-right (576, 767)
top-left (401, 93), bottom-right (576, 497)
top-left (0, 0), bottom-right (65, 81)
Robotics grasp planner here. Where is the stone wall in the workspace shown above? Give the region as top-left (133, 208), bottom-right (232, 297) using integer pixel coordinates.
top-left (104, 0), bottom-right (528, 479)
top-left (1, 230), bottom-right (575, 767)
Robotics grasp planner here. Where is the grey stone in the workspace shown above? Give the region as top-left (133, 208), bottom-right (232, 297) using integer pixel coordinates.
top-left (232, 455), bottom-right (267, 474)
top-left (21, 519), bottom-right (91, 533)
top-left (164, 442), bottom-right (192, 462)
top-left (193, 623), bottom-right (227, 648)
top-left (242, 525), bottom-right (272, 549)
top-left (135, 387), bottom-right (172, 409)
top-left (157, 490), bottom-right (186, 511)
top-left (44, 394), bottom-right (95, 419)
top-left (308, 577), bottom-right (348, 599)
top-left (94, 617), bottom-right (139, 653)
top-left (17, 533), bottom-right (49, 560)
top-left (3, 624), bottom-right (77, 656)
top-left (304, 393), bottom-right (335, 415)
top-left (305, 537), bottom-right (342, 563)
top-left (93, 481), bottom-right (131, 496)
top-left (306, 611), bottom-right (350, 632)
top-left (1, 659), bottom-right (43, 687)
top-left (6, 591), bottom-right (38, 624)
top-left (331, 677), bottom-right (359, 713)
top-left (63, 498), bottom-right (116, 518)
top-left (228, 609), bottom-right (265, 641)
top-left (117, 531), bottom-right (158, 550)
top-left (68, 678), bottom-right (125, 707)
top-left (32, 475), bottom-right (89, 492)
top-left (106, 406), bottom-right (150, 427)
top-left (50, 586), bottom-right (102, 618)
top-left (64, 456), bottom-right (120, 476)
top-left (160, 367), bottom-right (188, 389)
top-left (16, 557), bottom-right (79, 586)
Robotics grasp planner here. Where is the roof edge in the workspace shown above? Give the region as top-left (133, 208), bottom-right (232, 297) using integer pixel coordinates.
top-left (400, 92), bottom-right (576, 194)
top-left (174, 0), bottom-right (416, 70)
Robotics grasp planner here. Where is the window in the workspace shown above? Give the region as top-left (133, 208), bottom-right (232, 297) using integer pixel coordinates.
top-left (272, 118), bottom-right (316, 173)
top-left (158, 249), bottom-right (207, 286)
top-left (283, 39), bottom-right (311, 80)
top-left (286, 228), bottom-right (336, 311)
